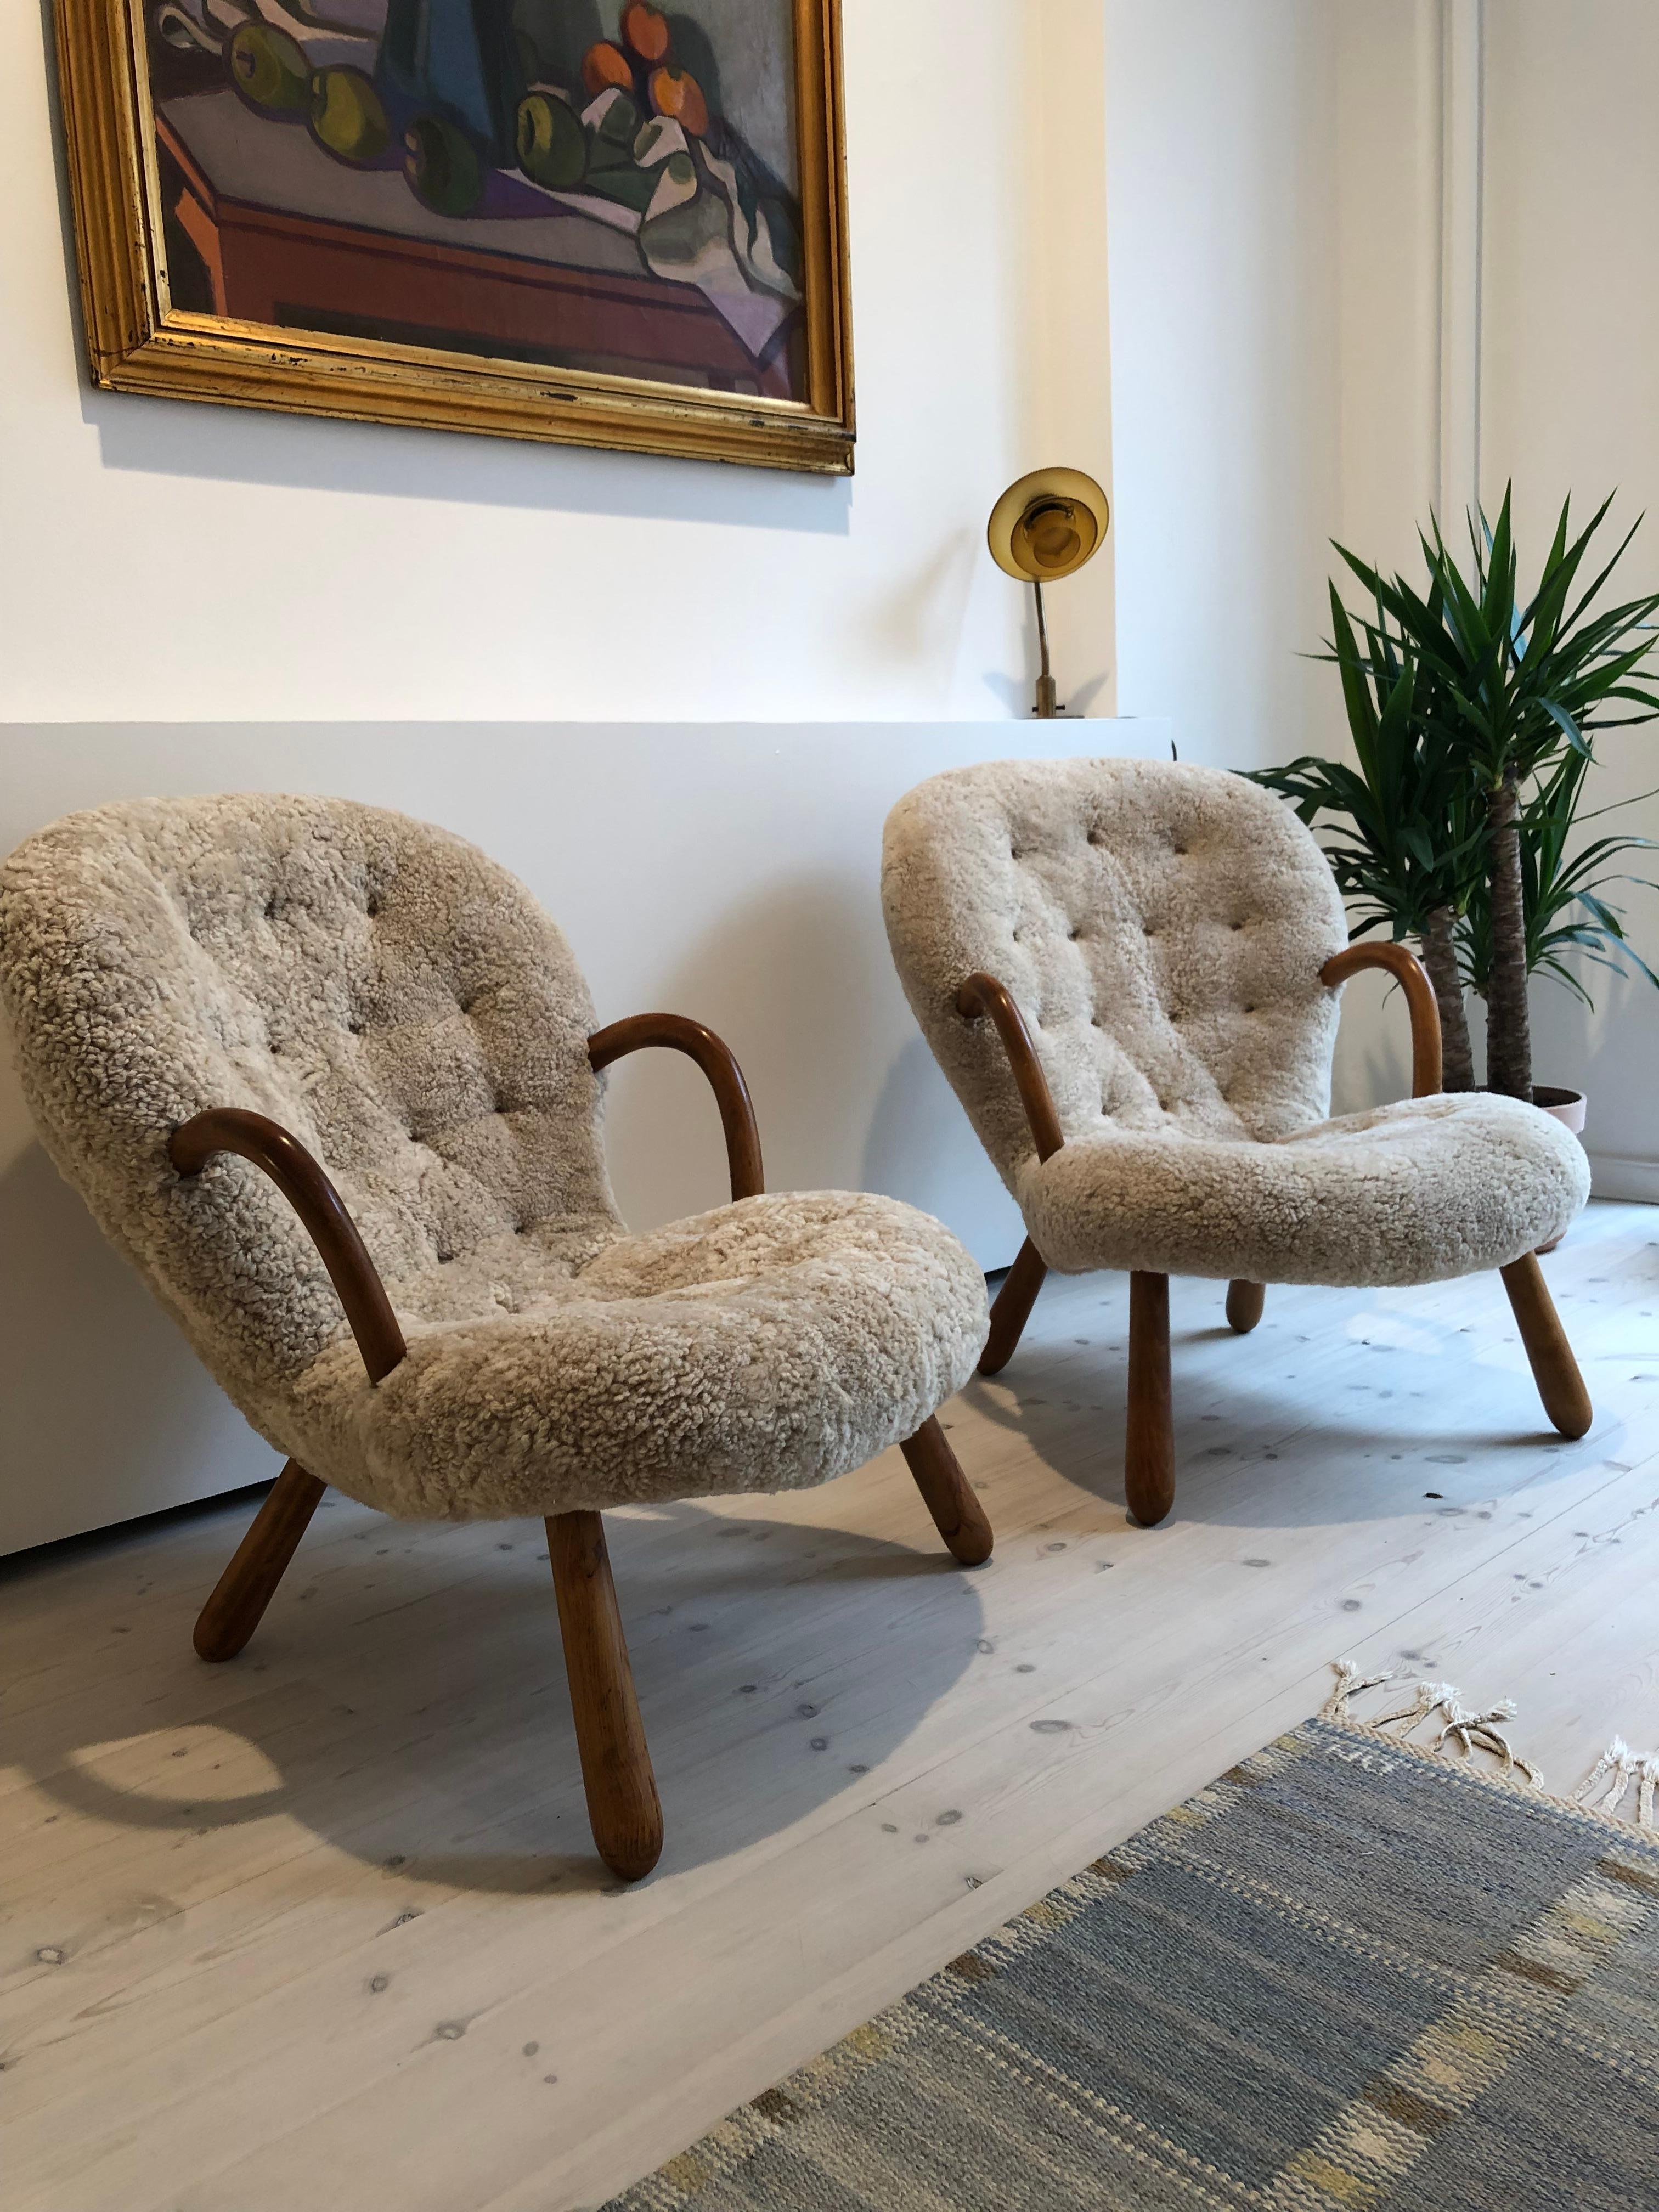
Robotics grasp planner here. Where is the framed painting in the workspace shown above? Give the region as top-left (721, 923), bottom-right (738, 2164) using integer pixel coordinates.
top-left (53, 0), bottom-right (853, 470)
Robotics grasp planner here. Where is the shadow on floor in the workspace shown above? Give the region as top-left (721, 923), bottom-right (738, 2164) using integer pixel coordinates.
top-left (961, 1277), bottom-right (1625, 1533)
top-left (12, 1493), bottom-right (985, 1896)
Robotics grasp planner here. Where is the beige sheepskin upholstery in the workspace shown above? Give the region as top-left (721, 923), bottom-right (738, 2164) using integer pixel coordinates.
top-left (882, 757), bottom-right (1589, 1287)
top-left (0, 797), bottom-right (988, 1520)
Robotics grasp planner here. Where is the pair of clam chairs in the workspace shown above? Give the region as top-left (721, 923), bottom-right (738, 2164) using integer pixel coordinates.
top-left (0, 763), bottom-right (1590, 1880)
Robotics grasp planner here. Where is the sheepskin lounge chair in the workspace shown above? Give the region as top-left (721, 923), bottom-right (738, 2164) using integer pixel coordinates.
top-left (882, 757), bottom-right (1594, 1527)
top-left (0, 796), bottom-right (994, 1880)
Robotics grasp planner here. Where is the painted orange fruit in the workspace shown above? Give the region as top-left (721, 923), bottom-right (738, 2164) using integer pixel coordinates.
top-left (648, 65), bottom-right (708, 136)
top-left (620, 3), bottom-right (670, 64)
top-left (582, 41), bottom-right (633, 98)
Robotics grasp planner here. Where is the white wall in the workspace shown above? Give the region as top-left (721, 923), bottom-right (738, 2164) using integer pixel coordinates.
top-left (1105, 0), bottom-right (1443, 776)
top-left (0, 2), bottom-right (1114, 725)
top-left (1103, 0), bottom-right (1659, 1176)
top-left (1108, 2), bottom-right (1330, 775)
top-left (1104, 0), bottom-right (1442, 1106)
top-left (1481, 1), bottom-right (1659, 1194)
top-left (1025, 0), bottom-right (1117, 720)
top-left (0, 0), bottom-right (1127, 1548)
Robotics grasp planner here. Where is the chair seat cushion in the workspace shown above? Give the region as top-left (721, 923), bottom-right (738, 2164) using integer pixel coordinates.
top-left (286, 1192), bottom-right (989, 1519)
top-left (1017, 1093), bottom-right (1591, 1288)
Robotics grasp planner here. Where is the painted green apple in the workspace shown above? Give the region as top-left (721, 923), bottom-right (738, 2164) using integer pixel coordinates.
top-left (516, 92), bottom-right (586, 188)
top-left (227, 21), bottom-right (311, 114)
top-left (310, 68), bottom-right (390, 164)
top-left (404, 114), bottom-right (483, 217)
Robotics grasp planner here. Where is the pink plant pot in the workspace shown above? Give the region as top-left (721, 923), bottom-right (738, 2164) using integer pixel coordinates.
top-left (1533, 1085), bottom-right (1587, 1252)
top-left (1533, 1084), bottom-right (1587, 1136)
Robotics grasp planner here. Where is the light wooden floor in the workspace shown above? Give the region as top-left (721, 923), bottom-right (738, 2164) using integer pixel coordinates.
top-left (3, 1200), bottom-right (1657, 2211)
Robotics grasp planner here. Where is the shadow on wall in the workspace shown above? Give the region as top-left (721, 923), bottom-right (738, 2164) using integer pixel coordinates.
top-left (9, 1491), bottom-right (984, 1888)
top-left (866, 528), bottom-right (978, 673)
top-left (1328, 966), bottom-right (1414, 1119)
top-left (983, 588), bottom-right (1113, 723)
top-left (84, 386), bottom-right (856, 532)
top-left (863, 1032), bottom-right (1007, 1231)
top-left (0, 1130), bottom-right (277, 1555)
top-left (592, 865), bottom-right (1020, 1247)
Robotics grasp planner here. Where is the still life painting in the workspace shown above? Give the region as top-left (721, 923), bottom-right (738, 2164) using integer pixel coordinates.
top-left (53, 0), bottom-right (853, 469)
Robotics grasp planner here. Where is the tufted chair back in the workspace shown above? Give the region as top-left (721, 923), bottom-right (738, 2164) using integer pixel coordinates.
top-left (882, 758), bottom-right (1350, 1192)
top-left (0, 795), bottom-right (624, 1408)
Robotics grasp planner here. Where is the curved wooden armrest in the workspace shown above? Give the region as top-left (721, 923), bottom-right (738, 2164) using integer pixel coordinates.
top-left (168, 1109), bottom-right (407, 1383)
top-left (588, 1014), bottom-right (764, 1201)
top-left (1319, 941), bottom-right (1443, 1098)
top-left (955, 973), bottom-right (1066, 1161)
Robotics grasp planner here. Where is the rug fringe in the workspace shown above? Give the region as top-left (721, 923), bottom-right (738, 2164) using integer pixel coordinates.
top-left (1573, 1737), bottom-right (1659, 1827)
top-left (1324, 1661), bottom-right (1659, 1823)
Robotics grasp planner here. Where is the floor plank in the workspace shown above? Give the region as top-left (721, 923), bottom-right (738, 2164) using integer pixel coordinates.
top-left (2, 1203), bottom-right (1656, 2211)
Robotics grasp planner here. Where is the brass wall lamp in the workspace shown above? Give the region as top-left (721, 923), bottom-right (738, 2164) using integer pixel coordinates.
top-left (988, 467), bottom-right (1110, 717)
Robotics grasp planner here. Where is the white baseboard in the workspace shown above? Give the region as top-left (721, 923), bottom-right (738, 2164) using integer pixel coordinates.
top-left (1588, 1153), bottom-right (1659, 1204)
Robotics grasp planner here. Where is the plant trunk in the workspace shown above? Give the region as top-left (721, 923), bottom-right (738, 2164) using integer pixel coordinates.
top-left (1418, 907), bottom-right (1475, 1090)
top-left (1485, 766), bottom-right (1534, 1101)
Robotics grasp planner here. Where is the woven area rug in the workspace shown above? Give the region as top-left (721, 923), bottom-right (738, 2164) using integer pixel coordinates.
top-left (606, 1686), bottom-right (1659, 2210)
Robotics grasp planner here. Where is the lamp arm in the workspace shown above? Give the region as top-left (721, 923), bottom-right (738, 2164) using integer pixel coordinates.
top-left (1032, 580), bottom-right (1058, 718)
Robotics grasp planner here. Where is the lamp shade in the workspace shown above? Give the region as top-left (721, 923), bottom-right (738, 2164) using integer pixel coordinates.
top-left (987, 467), bottom-right (1110, 583)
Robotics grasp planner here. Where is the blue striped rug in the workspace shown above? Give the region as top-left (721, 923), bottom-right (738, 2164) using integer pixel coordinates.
top-left (606, 1699), bottom-right (1659, 2209)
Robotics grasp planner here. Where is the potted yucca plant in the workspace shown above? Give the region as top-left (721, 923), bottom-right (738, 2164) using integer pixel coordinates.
top-left (1459, 742), bottom-right (1658, 1124)
top-left (1252, 579), bottom-right (1486, 1088)
top-left (1255, 489), bottom-right (1659, 1116)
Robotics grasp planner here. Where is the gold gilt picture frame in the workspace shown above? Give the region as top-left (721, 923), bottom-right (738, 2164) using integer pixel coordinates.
top-left (53, 0), bottom-right (854, 471)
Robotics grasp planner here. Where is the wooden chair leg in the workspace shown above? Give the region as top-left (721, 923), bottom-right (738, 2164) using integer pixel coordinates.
top-left (900, 1416), bottom-right (994, 1565)
top-left (1226, 1280), bottom-right (1266, 1334)
top-left (1500, 1252), bottom-right (1593, 1440)
top-left (1125, 1271), bottom-right (1176, 1527)
top-left (979, 1237), bottom-right (1048, 1375)
top-left (546, 1510), bottom-right (664, 1882)
top-left (194, 1459), bottom-right (326, 1662)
